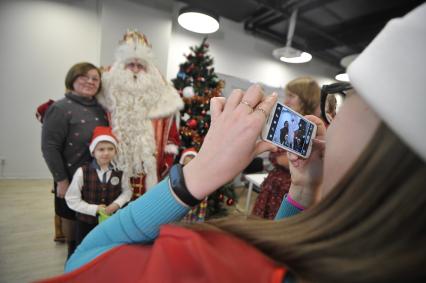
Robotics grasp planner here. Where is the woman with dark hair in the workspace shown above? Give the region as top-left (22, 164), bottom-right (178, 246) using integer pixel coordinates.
top-left (41, 62), bottom-right (108, 258)
top-left (41, 4), bottom-right (425, 283)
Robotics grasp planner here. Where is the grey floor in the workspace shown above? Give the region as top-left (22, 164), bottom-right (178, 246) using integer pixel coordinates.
top-left (0, 179), bottom-right (66, 283)
top-left (0, 179), bottom-right (257, 282)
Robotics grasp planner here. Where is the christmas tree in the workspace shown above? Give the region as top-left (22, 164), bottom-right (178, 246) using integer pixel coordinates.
top-left (172, 38), bottom-right (237, 219)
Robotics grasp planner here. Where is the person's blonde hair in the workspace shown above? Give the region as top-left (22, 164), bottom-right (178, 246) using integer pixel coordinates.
top-left (286, 77), bottom-right (320, 115)
top-left (194, 123), bottom-right (426, 283)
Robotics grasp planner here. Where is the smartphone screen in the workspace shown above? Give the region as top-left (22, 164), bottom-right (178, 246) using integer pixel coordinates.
top-left (264, 102), bottom-right (316, 158)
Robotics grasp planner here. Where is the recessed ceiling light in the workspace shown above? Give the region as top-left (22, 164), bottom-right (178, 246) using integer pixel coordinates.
top-left (273, 46), bottom-right (312, 63)
top-left (178, 7), bottom-right (219, 34)
top-left (272, 9), bottom-right (312, 64)
top-left (335, 73), bottom-right (350, 82)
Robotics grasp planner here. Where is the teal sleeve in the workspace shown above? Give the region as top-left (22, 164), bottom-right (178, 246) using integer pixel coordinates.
top-left (65, 177), bottom-right (190, 272)
top-left (274, 195), bottom-right (302, 220)
top-left (276, 196), bottom-right (301, 283)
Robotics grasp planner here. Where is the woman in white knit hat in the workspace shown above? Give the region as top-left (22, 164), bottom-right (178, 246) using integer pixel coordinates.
top-left (42, 4), bottom-right (425, 283)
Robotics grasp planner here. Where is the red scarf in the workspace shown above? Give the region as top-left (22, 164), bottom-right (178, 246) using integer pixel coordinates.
top-left (38, 225), bottom-right (286, 283)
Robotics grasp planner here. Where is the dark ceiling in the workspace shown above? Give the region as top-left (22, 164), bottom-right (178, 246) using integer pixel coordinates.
top-left (178, 0), bottom-right (424, 68)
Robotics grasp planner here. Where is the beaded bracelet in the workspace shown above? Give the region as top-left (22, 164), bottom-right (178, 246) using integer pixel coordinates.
top-left (286, 194), bottom-right (305, 210)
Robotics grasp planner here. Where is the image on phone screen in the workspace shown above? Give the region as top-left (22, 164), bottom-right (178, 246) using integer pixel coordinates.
top-left (265, 103), bottom-right (316, 157)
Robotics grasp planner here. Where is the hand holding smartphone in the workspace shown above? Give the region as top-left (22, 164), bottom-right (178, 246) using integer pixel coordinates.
top-left (261, 102), bottom-right (317, 158)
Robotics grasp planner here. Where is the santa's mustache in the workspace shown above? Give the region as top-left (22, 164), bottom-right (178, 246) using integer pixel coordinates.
top-left (103, 66), bottom-right (163, 111)
top-left (108, 68), bottom-right (151, 92)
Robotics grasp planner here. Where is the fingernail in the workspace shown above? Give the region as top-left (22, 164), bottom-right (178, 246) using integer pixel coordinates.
top-left (267, 93), bottom-right (277, 100)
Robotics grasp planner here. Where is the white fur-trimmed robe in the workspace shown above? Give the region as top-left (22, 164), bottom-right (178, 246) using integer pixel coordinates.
top-left (98, 63), bottom-right (183, 198)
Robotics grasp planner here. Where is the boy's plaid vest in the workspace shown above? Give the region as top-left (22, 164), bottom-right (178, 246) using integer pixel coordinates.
top-left (76, 164), bottom-right (123, 224)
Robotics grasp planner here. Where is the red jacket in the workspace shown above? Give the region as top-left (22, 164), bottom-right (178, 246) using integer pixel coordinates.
top-left (38, 225), bottom-right (286, 283)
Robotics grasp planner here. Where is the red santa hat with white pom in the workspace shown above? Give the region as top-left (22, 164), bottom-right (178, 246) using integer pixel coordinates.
top-left (89, 126), bottom-right (118, 155)
top-left (179, 148), bottom-right (198, 165)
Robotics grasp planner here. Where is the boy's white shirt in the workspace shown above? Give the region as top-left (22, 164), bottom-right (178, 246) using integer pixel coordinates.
top-left (65, 166), bottom-right (132, 216)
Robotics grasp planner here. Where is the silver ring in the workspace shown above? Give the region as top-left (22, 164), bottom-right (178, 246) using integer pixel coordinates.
top-left (256, 106), bottom-right (268, 119)
top-left (240, 100), bottom-right (254, 113)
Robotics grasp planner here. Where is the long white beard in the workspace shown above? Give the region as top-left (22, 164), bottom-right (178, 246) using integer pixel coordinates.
top-left (99, 65), bottom-right (160, 187)
top-left (98, 62), bottom-right (183, 189)
top-left (101, 63), bottom-right (163, 112)
top-left (99, 62), bottom-right (184, 118)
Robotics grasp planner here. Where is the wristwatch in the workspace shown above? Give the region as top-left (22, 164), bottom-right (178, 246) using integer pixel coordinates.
top-left (169, 164), bottom-right (201, 207)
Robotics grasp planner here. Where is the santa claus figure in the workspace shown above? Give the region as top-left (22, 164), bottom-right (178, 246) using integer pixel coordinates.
top-left (97, 31), bottom-right (183, 199)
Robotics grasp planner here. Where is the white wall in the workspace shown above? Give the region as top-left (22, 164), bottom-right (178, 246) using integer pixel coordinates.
top-left (0, 0), bottom-right (101, 179)
top-left (99, 0), bottom-right (173, 74)
top-left (0, 0), bottom-right (175, 179)
top-left (0, 0), bottom-right (337, 179)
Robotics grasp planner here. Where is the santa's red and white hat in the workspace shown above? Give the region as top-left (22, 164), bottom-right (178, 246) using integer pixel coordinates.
top-left (89, 126), bottom-right (118, 155)
top-left (114, 30), bottom-right (153, 64)
top-left (179, 147), bottom-right (198, 165)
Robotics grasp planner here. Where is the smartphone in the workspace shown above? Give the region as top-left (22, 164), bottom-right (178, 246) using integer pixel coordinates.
top-left (261, 102), bottom-right (317, 158)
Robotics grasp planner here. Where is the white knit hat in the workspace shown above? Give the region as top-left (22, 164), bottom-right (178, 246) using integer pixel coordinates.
top-left (347, 3), bottom-right (426, 161)
top-left (89, 126), bottom-right (118, 155)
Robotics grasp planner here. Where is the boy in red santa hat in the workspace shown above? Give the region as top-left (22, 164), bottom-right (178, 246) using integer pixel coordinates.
top-left (97, 30), bottom-right (183, 200)
top-left (179, 147), bottom-right (198, 166)
top-left (65, 126), bottom-right (132, 246)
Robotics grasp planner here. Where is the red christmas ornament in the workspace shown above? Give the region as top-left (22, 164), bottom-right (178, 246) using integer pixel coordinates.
top-left (218, 194), bottom-right (224, 202)
top-left (186, 64), bottom-right (194, 72)
top-left (226, 198), bottom-right (235, 206)
top-left (187, 119), bottom-right (198, 129)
